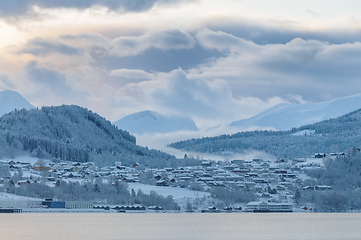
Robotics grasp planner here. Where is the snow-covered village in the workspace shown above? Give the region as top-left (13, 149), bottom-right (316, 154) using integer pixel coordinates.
top-left (0, 150), bottom-right (352, 213)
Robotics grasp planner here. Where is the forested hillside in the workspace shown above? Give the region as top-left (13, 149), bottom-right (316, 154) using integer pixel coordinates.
top-left (169, 109), bottom-right (361, 158)
top-left (298, 150), bottom-right (361, 212)
top-left (0, 105), bottom-right (189, 167)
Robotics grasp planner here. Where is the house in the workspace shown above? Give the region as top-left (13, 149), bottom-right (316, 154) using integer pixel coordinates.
top-left (18, 180), bottom-right (31, 185)
top-left (62, 172), bottom-right (81, 178)
top-left (198, 177), bottom-right (213, 182)
top-left (315, 185), bottom-right (331, 190)
top-left (201, 206), bottom-right (221, 213)
top-left (156, 179), bottom-right (168, 186)
top-left (47, 177), bottom-right (56, 181)
top-left (201, 161), bottom-right (211, 167)
top-left (231, 168), bottom-right (249, 174)
top-left (133, 162), bottom-right (139, 168)
top-left (231, 160), bottom-right (245, 165)
top-left (223, 165), bottom-right (235, 171)
top-left (115, 205), bottom-right (146, 211)
top-left (314, 153), bottom-right (326, 158)
top-left (253, 184), bottom-right (263, 192)
top-left (9, 164), bottom-right (22, 170)
top-left (34, 163), bottom-right (51, 171)
top-left (148, 206), bottom-right (163, 211)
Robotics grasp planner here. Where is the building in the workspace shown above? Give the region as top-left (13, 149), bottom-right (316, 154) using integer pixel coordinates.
top-left (0, 200), bottom-right (43, 209)
top-left (0, 200), bottom-right (93, 209)
top-left (42, 200), bottom-right (66, 208)
top-left (66, 201), bottom-right (93, 209)
top-left (246, 201), bottom-right (293, 212)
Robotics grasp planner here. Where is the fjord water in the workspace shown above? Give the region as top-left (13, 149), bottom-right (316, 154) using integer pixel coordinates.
top-left (1, 213), bottom-right (360, 240)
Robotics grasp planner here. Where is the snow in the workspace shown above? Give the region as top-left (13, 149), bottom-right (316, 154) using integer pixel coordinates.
top-left (12, 155), bottom-right (40, 165)
top-left (0, 192), bottom-right (42, 201)
top-left (230, 93), bottom-right (361, 130)
top-left (0, 90), bottom-right (34, 116)
top-left (128, 183), bottom-right (210, 199)
top-left (292, 130), bottom-right (316, 136)
top-left (294, 158), bottom-right (325, 169)
top-left (113, 110), bottom-right (198, 135)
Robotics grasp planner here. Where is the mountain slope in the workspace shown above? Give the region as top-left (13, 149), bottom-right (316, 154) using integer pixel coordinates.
top-left (230, 93), bottom-right (361, 130)
top-left (0, 90), bottom-right (34, 116)
top-left (0, 105), bottom-right (182, 167)
top-left (170, 108), bottom-right (361, 158)
top-left (113, 110), bottom-right (198, 135)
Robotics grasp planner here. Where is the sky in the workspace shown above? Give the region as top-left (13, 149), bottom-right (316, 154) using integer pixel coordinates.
top-left (1, 0), bottom-right (361, 131)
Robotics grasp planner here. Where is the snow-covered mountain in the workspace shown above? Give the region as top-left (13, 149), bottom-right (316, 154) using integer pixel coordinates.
top-left (0, 105), bottom-right (181, 167)
top-left (0, 90), bottom-right (34, 116)
top-left (113, 110), bottom-right (198, 135)
top-left (230, 93), bottom-right (361, 130)
top-left (170, 107), bottom-right (361, 158)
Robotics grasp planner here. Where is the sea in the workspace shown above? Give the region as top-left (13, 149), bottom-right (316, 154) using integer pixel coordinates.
top-left (1, 213), bottom-right (360, 240)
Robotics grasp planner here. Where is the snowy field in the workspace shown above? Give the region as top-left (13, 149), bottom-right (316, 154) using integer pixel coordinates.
top-left (0, 192), bottom-right (42, 201)
top-left (0, 155), bottom-right (40, 165)
top-left (127, 183), bottom-right (210, 199)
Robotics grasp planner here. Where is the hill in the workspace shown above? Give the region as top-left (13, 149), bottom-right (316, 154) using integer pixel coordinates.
top-left (113, 110), bottom-right (198, 135)
top-left (0, 105), bottom-right (191, 167)
top-left (230, 93), bottom-right (361, 130)
top-left (169, 108), bottom-right (361, 158)
top-left (0, 90), bottom-right (34, 116)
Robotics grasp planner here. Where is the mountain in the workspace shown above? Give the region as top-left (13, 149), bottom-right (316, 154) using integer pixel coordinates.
top-left (230, 93), bottom-right (361, 130)
top-left (113, 110), bottom-right (198, 135)
top-left (0, 90), bottom-right (34, 116)
top-left (169, 108), bottom-right (361, 158)
top-left (0, 105), bottom-right (193, 168)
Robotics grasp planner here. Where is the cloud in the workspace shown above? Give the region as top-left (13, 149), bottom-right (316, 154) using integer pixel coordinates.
top-left (110, 29), bottom-right (195, 57)
top-left (0, 73), bottom-right (14, 89)
top-left (60, 33), bottom-right (110, 46)
top-left (0, 0), bottom-right (195, 20)
top-left (196, 28), bottom-right (259, 53)
top-left (58, 32), bottom-right (223, 73)
top-left (23, 61), bottom-right (74, 98)
top-left (119, 69), bottom-right (285, 129)
top-left (192, 29), bottom-right (361, 102)
top-left (17, 38), bottom-right (84, 56)
top-left (110, 69), bottom-right (155, 79)
top-left (201, 17), bottom-right (361, 45)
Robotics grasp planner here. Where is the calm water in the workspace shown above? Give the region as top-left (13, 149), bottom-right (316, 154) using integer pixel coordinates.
top-left (0, 213), bottom-right (360, 240)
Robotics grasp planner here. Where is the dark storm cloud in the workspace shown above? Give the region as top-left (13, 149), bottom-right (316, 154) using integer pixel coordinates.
top-left (0, 0), bottom-right (195, 19)
top-left (17, 38), bottom-right (84, 56)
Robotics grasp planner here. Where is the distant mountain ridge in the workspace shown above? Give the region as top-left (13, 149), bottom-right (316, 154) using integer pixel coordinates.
top-left (230, 93), bottom-right (361, 130)
top-left (0, 90), bottom-right (34, 116)
top-left (113, 110), bottom-right (198, 135)
top-left (169, 108), bottom-right (361, 158)
top-left (0, 105), bottom-right (182, 167)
